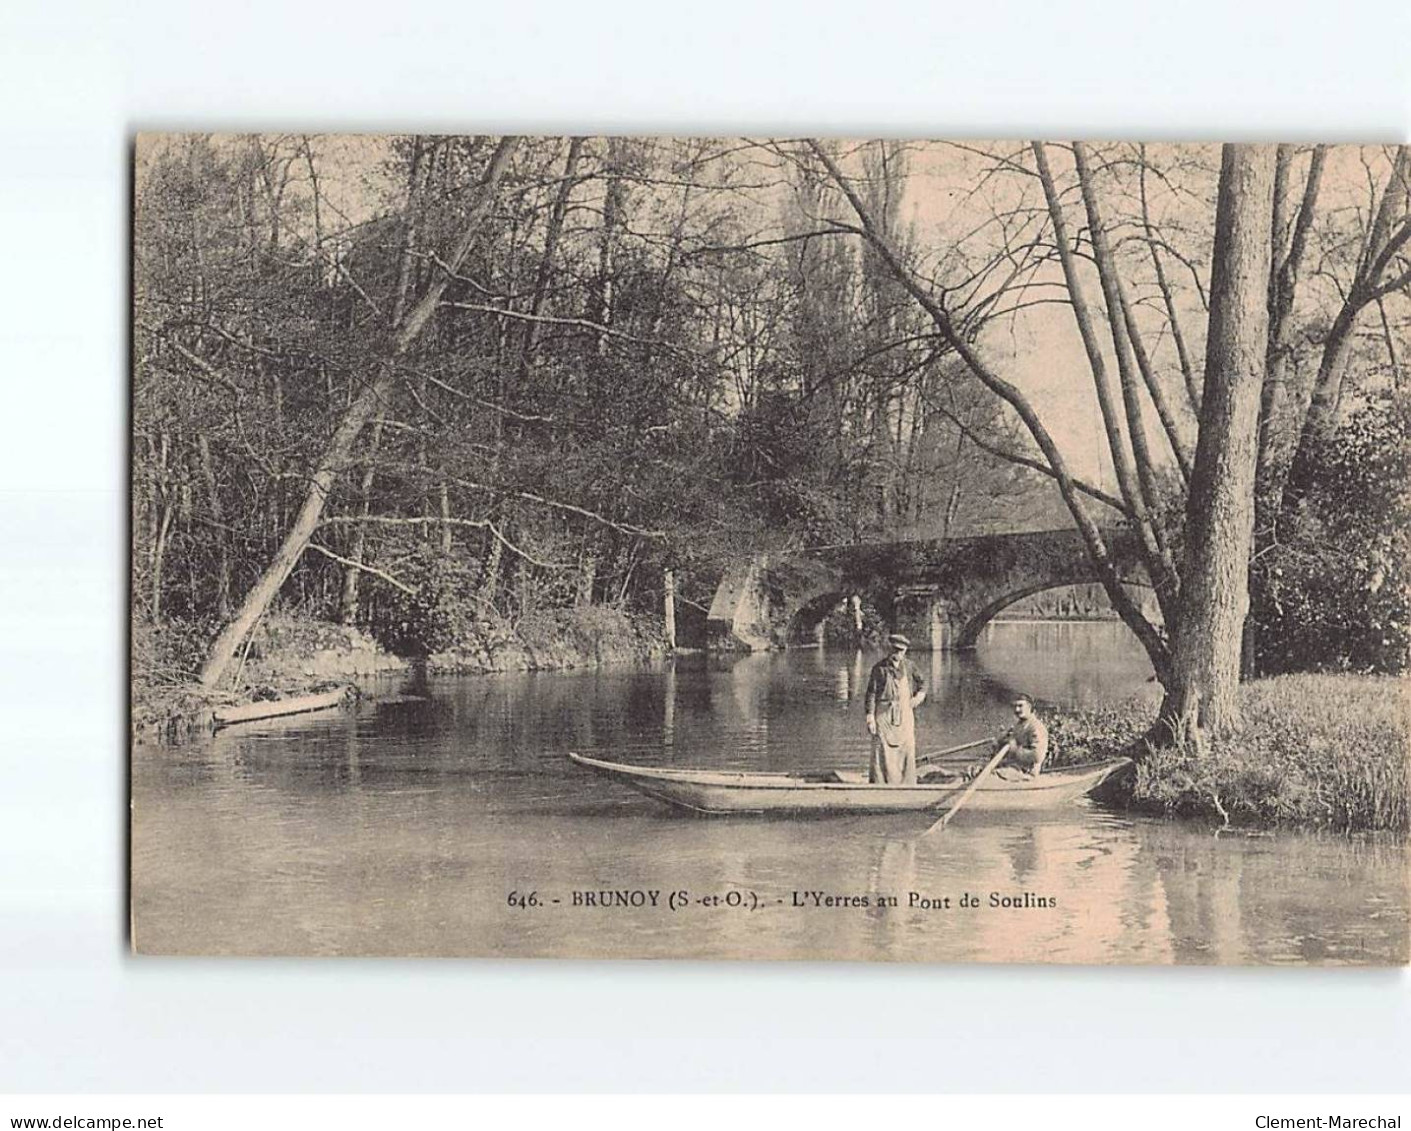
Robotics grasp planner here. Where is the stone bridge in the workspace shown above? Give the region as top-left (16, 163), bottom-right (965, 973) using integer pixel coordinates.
top-left (705, 527), bottom-right (1148, 651)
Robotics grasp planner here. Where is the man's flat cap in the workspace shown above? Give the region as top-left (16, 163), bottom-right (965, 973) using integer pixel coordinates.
top-left (887, 633), bottom-right (910, 648)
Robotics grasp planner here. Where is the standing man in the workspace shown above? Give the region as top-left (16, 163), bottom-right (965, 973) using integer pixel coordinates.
top-left (864, 633), bottom-right (927, 784)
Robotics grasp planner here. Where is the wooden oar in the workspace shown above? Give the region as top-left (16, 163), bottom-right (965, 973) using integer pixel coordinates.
top-left (921, 743), bottom-right (1010, 836)
top-left (916, 737), bottom-right (990, 767)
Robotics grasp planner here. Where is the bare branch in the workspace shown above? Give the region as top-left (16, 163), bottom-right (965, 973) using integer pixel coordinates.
top-left (443, 301), bottom-right (700, 359)
top-left (305, 542), bottom-right (417, 594)
top-left (1139, 146), bottom-right (1201, 411)
top-left (806, 138), bottom-right (1171, 676)
top-left (684, 229), bottom-right (848, 259)
top-left (372, 462), bottom-right (669, 541)
top-left (401, 364), bottom-right (556, 423)
top-left (927, 398), bottom-right (1131, 515)
top-left (319, 514), bottom-right (570, 569)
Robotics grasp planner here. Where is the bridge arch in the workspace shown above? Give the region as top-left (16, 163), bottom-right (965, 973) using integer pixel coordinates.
top-left (786, 590), bottom-right (850, 644)
top-left (706, 528), bottom-right (1150, 651)
top-left (956, 577), bottom-right (1101, 647)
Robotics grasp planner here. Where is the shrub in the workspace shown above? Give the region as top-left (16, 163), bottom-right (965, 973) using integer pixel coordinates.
top-left (820, 597), bottom-right (887, 648)
top-left (370, 548), bottom-right (482, 656)
top-left (1252, 391), bottom-right (1411, 676)
top-left (1044, 698), bottom-right (1155, 768)
top-left (131, 613), bottom-right (224, 687)
top-left (517, 603), bottom-right (661, 659)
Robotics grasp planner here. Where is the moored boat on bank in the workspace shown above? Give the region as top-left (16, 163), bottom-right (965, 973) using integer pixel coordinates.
top-left (212, 687), bottom-right (351, 729)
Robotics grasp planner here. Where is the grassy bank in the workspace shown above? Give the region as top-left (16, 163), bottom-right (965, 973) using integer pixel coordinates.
top-left (1049, 674), bottom-right (1409, 834)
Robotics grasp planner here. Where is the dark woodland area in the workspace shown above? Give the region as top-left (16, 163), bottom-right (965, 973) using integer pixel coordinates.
top-left (132, 136), bottom-right (1409, 744)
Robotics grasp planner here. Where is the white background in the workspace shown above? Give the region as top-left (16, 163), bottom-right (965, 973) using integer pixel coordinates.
top-left (1, 0), bottom-right (1408, 1095)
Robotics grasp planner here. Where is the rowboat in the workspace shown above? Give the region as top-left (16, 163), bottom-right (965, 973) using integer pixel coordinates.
top-left (212, 687), bottom-right (351, 729)
top-left (566, 751), bottom-right (1130, 816)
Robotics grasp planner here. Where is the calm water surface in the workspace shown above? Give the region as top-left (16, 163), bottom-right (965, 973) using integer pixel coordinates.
top-left (132, 623), bottom-right (1409, 964)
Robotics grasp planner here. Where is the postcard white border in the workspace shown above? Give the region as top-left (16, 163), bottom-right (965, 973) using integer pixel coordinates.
top-left (2, 0), bottom-right (1409, 1094)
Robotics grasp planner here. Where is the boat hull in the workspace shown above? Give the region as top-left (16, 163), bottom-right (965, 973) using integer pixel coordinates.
top-left (566, 752), bottom-right (1130, 815)
top-left (212, 687), bottom-right (350, 729)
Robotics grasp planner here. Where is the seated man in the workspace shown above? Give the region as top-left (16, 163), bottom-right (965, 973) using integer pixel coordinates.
top-left (993, 694), bottom-right (1048, 779)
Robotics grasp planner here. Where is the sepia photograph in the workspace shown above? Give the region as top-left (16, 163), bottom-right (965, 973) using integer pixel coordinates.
top-left (129, 134), bottom-right (1410, 964)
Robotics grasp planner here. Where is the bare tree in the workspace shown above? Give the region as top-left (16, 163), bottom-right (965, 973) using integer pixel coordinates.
top-left (805, 139), bottom-right (1173, 682)
top-left (1282, 145), bottom-right (1410, 503)
top-left (340, 137), bottom-right (430, 623)
top-left (1035, 142), bottom-right (1177, 628)
top-left (809, 139), bottom-right (1288, 735)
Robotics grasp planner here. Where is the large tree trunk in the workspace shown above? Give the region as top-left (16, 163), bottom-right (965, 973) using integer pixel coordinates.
top-left (1162, 145), bottom-right (1277, 737)
top-left (198, 136), bottom-right (520, 688)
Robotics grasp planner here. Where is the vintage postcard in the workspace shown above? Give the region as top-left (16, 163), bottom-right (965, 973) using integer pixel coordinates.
top-left (130, 134), bottom-right (1409, 963)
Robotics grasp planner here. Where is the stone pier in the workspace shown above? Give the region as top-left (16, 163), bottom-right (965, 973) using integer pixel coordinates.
top-left (705, 554), bottom-right (777, 651)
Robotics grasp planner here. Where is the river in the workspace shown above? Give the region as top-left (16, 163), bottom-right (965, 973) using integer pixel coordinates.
top-left (131, 622), bottom-right (1409, 964)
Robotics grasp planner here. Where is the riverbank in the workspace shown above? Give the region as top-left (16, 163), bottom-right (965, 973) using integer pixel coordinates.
top-left (425, 606), bottom-right (667, 674)
top-left (132, 607), bottom-right (668, 744)
top-left (1049, 674), bottom-right (1409, 834)
top-left (131, 615), bottom-right (403, 743)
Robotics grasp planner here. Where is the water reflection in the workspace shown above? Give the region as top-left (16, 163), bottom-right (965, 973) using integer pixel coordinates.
top-left (977, 619), bottom-right (1160, 705)
top-left (132, 625), bottom-right (1406, 964)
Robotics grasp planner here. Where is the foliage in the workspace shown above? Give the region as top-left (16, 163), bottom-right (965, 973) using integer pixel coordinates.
top-left (515, 605), bottom-right (665, 661)
top-left (131, 135), bottom-right (1067, 681)
top-left (1043, 698), bottom-right (1155, 768)
top-left (370, 548), bottom-right (483, 657)
top-left (131, 613), bottom-right (224, 688)
top-left (819, 596), bottom-right (887, 647)
top-left (415, 602), bottom-right (666, 671)
top-left (1253, 391), bottom-right (1411, 675)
